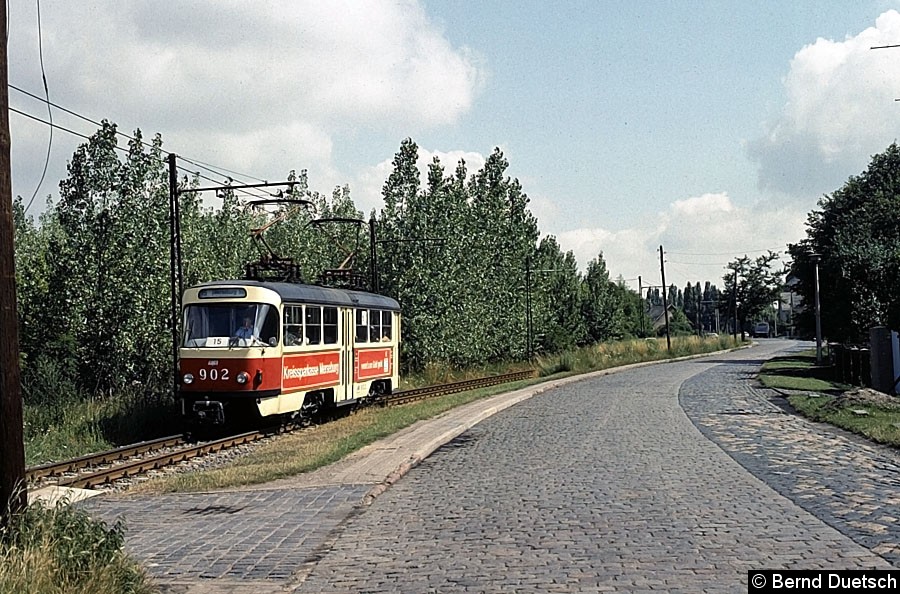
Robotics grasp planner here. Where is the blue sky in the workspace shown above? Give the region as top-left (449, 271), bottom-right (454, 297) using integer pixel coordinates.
top-left (10, 1), bottom-right (900, 290)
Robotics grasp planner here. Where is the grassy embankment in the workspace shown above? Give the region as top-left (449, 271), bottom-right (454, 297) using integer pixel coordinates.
top-left (133, 334), bottom-right (742, 493)
top-left (24, 393), bottom-right (178, 467)
top-left (758, 350), bottom-right (900, 447)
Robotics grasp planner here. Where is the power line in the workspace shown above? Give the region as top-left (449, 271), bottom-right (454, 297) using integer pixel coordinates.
top-left (9, 105), bottom-right (273, 202)
top-left (10, 105), bottom-right (92, 142)
top-left (9, 84), bottom-right (273, 200)
top-left (178, 155), bottom-right (268, 184)
top-left (24, 0), bottom-right (51, 214)
top-left (13, 84), bottom-right (269, 187)
top-left (665, 247), bottom-right (781, 257)
top-left (665, 260), bottom-right (731, 266)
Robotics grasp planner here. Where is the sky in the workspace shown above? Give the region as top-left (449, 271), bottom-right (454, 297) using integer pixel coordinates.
top-left (9, 1), bottom-right (900, 292)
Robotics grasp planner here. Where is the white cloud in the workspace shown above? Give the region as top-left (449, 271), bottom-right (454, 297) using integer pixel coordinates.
top-left (8, 0), bottom-right (484, 206)
top-left (556, 192), bottom-right (807, 289)
top-left (748, 10), bottom-right (900, 197)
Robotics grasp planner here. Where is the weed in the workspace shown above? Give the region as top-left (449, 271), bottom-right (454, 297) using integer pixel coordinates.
top-left (0, 496), bottom-right (154, 594)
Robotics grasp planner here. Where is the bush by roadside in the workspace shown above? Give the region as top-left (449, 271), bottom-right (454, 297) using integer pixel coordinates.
top-left (0, 497), bottom-right (154, 594)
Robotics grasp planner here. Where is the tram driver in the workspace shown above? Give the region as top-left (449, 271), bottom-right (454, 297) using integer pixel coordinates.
top-left (234, 316), bottom-right (255, 340)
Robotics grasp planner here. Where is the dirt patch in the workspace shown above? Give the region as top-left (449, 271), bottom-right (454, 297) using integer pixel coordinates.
top-left (822, 387), bottom-right (900, 412)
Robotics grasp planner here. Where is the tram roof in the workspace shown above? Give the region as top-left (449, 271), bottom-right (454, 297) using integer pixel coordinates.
top-left (193, 280), bottom-right (401, 311)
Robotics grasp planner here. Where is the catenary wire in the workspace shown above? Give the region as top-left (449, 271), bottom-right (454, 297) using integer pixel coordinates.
top-left (665, 247), bottom-right (782, 257)
top-left (24, 0), bottom-right (52, 213)
top-left (9, 104), bottom-right (273, 202)
top-left (10, 85), bottom-right (274, 200)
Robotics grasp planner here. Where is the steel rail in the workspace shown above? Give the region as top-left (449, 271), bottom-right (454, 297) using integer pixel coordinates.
top-left (385, 370), bottom-right (536, 406)
top-left (53, 431), bottom-right (264, 489)
top-left (26, 434), bottom-right (186, 482)
top-left (27, 370), bottom-right (537, 490)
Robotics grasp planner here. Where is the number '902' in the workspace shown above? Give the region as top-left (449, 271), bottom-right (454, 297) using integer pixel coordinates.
top-left (198, 368), bottom-right (230, 381)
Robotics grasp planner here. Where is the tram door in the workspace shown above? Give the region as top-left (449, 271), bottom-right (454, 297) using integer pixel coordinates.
top-left (341, 308), bottom-right (354, 402)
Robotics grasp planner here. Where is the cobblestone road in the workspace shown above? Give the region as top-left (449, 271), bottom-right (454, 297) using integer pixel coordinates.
top-left (292, 342), bottom-right (896, 593)
top-left (680, 352), bottom-right (900, 566)
top-left (83, 485), bottom-right (371, 593)
top-left (82, 341), bottom-right (900, 593)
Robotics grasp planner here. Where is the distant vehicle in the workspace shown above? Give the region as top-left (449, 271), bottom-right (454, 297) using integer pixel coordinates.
top-left (752, 322), bottom-right (770, 338)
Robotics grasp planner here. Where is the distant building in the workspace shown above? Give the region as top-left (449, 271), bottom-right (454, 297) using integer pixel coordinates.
top-left (778, 273), bottom-right (805, 337)
top-left (647, 303), bottom-right (678, 333)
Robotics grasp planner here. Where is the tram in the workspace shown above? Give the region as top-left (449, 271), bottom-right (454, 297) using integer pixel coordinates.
top-left (178, 279), bottom-right (400, 426)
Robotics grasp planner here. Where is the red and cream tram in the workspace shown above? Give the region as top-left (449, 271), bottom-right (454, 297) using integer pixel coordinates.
top-left (178, 280), bottom-right (400, 426)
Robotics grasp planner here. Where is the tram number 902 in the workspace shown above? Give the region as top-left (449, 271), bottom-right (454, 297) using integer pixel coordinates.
top-left (198, 367), bottom-right (230, 381)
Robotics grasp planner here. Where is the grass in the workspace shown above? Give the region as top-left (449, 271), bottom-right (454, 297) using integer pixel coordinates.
top-left (133, 335), bottom-right (740, 494)
top-left (24, 394), bottom-right (180, 467)
top-left (534, 335), bottom-right (741, 377)
top-left (0, 496), bottom-right (154, 594)
top-left (760, 350), bottom-right (900, 448)
top-left (757, 350), bottom-right (851, 394)
top-left (130, 377), bottom-right (539, 494)
top-left (788, 394), bottom-right (900, 447)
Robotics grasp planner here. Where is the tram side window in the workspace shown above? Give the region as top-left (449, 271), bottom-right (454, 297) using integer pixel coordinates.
top-left (355, 309), bottom-right (369, 343)
top-left (323, 307), bottom-right (338, 344)
top-left (283, 305), bottom-right (303, 346)
top-left (381, 310), bottom-right (393, 342)
top-left (368, 309), bottom-right (383, 342)
top-left (260, 306), bottom-right (280, 346)
top-left (305, 306), bottom-right (322, 345)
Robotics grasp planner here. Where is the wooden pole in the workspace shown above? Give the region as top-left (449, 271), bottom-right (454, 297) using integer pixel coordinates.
top-left (0, 0), bottom-right (28, 521)
top-left (659, 245), bottom-right (671, 352)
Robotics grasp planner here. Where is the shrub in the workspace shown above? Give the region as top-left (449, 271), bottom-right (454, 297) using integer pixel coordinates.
top-left (0, 497), bottom-right (154, 594)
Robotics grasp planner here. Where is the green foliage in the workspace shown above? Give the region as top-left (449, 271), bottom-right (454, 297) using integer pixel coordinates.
top-left (534, 335), bottom-right (740, 378)
top-left (377, 141), bottom-right (542, 368)
top-left (0, 500), bottom-right (152, 594)
top-left (722, 252), bottom-right (782, 337)
top-left (580, 253), bottom-right (622, 343)
top-left (789, 143), bottom-right (900, 342)
top-left (666, 308), bottom-right (695, 336)
top-left (17, 126), bottom-right (732, 465)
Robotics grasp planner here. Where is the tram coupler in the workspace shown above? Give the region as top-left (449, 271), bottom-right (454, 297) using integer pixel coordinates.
top-left (192, 400), bottom-right (225, 425)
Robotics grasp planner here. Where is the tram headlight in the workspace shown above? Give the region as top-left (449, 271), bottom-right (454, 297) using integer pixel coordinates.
top-left (236, 371), bottom-right (250, 385)
top-left (183, 373), bottom-right (194, 385)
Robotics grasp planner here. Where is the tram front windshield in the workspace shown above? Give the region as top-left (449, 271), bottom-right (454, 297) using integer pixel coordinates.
top-left (183, 303), bottom-right (279, 347)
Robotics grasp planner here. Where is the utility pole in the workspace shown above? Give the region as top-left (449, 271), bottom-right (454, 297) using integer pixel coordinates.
top-left (369, 215), bottom-right (378, 293)
top-left (0, 0), bottom-right (27, 522)
top-left (811, 253), bottom-right (823, 365)
top-left (697, 291), bottom-right (702, 336)
top-left (525, 256), bottom-right (533, 358)
top-left (659, 245), bottom-right (671, 352)
top-left (731, 269), bottom-right (738, 341)
top-left (637, 275), bottom-right (644, 337)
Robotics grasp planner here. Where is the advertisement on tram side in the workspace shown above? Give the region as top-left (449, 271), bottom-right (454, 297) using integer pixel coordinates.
top-left (354, 347), bottom-right (393, 382)
top-left (282, 351), bottom-right (342, 391)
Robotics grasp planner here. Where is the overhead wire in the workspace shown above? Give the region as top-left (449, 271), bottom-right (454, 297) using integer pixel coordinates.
top-left (13, 84), bottom-right (264, 183)
top-left (9, 92), bottom-right (273, 202)
top-left (665, 247), bottom-right (781, 257)
top-left (665, 259), bottom-right (731, 266)
top-left (24, 0), bottom-right (52, 213)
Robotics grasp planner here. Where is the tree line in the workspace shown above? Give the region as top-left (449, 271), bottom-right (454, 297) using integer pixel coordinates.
top-left (13, 125), bottom-right (731, 407)
top-left (789, 143), bottom-right (900, 344)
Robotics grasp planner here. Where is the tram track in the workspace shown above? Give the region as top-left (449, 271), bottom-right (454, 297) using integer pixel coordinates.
top-left (27, 370), bottom-right (537, 491)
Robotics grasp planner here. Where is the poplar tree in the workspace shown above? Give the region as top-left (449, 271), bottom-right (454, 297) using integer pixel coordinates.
top-left (581, 252), bottom-right (622, 343)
